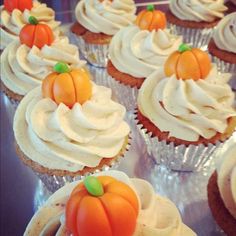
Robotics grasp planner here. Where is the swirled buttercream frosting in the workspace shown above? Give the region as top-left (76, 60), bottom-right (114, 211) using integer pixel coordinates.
top-left (1, 37), bottom-right (85, 96)
top-left (213, 12), bottom-right (236, 53)
top-left (0, 1), bottom-right (61, 49)
top-left (169, 0), bottom-right (227, 22)
top-left (23, 171), bottom-right (196, 236)
top-left (75, 0), bottom-right (136, 35)
top-left (138, 66), bottom-right (236, 142)
top-left (14, 85), bottom-right (130, 172)
top-left (109, 25), bottom-right (182, 78)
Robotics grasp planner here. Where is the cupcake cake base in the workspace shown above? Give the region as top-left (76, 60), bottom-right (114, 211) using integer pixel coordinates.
top-left (207, 171), bottom-right (236, 235)
top-left (15, 136), bottom-right (130, 192)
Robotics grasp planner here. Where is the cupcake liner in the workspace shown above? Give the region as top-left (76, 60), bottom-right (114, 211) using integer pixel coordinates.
top-left (25, 137), bottom-right (131, 193)
top-left (135, 117), bottom-right (224, 172)
top-left (210, 54), bottom-right (236, 74)
top-left (168, 23), bottom-right (214, 49)
top-left (71, 33), bottom-right (109, 68)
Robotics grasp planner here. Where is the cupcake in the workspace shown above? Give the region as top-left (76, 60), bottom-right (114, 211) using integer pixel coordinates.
top-left (208, 12), bottom-right (236, 73)
top-left (166, 0), bottom-right (228, 48)
top-left (24, 170), bottom-right (196, 236)
top-left (1, 16), bottom-right (85, 105)
top-left (13, 64), bottom-right (130, 192)
top-left (106, 5), bottom-right (182, 111)
top-left (225, 0), bottom-right (236, 14)
top-left (71, 0), bottom-right (136, 67)
top-left (137, 44), bottom-right (236, 171)
top-left (207, 137), bottom-right (236, 235)
top-left (0, 0), bottom-right (61, 50)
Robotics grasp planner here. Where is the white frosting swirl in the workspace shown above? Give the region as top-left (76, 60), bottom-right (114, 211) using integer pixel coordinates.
top-left (109, 25), bottom-right (182, 78)
top-left (213, 12), bottom-right (236, 53)
top-left (14, 86), bottom-right (130, 172)
top-left (24, 170), bottom-right (196, 236)
top-left (217, 139), bottom-right (236, 219)
top-left (0, 1), bottom-right (61, 50)
top-left (169, 0), bottom-right (227, 22)
top-left (138, 66), bottom-right (236, 142)
top-left (75, 0), bottom-right (136, 35)
top-left (1, 37), bottom-right (85, 96)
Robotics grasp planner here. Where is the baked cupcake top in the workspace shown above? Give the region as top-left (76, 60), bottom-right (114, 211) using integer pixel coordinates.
top-left (169, 0), bottom-right (227, 22)
top-left (75, 0), bottom-right (136, 36)
top-left (213, 12), bottom-right (236, 53)
top-left (216, 139), bottom-right (236, 219)
top-left (23, 170), bottom-right (196, 236)
top-left (138, 45), bottom-right (236, 142)
top-left (14, 66), bottom-right (130, 173)
top-left (1, 16), bottom-right (85, 96)
top-left (0, 1), bottom-right (60, 50)
top-left (109, 6), bottom-right (182, 78)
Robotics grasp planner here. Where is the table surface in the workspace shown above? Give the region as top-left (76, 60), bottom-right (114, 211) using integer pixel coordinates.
top-left (0, 1), bottom-right (235, 236)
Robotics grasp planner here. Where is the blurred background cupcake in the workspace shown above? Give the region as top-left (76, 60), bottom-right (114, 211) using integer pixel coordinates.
top-left (166, 0), bottom-right (227, 49)
top-left (70, 0), bottom-right (136, 67)
top-left (208, 12), bottom-right (236, 74)
top-left (207, 136), bottom-right (236, 235)
top-left (136, 44), bottom-right (236, 172)
top-left (1, 16), bottom-right (84, 106)
top-left (13, 64), bottom-right (131, 192)
top-left (24, 170), bottom-right (196, 236)
top-left (0, 0), bottom-right (61, 51)
top-left (105, 5), bottom-right (182, 111)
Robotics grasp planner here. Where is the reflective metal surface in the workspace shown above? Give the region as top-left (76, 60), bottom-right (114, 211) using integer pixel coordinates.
top-left (0, 1), bottom-right (235, 236)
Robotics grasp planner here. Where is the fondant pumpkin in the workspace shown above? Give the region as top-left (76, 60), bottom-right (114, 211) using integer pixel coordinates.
top-left (42, 62), bottom-right (92, 108)
top-left (4, 0), bottom-right (33, 12)
top-left (66, 176), bottom-right (139, 236)
top-left (164, 43), bottom-right (211, 80)
top-left (19, 16), bottom-right (54, 49)
top-left (135, 4), bottom-right (166, 31)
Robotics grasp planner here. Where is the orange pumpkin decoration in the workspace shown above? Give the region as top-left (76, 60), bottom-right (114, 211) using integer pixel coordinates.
top-left (164, 43), bottom-right (211, 80)
top-left (42, 62), bottom-right (92, 108)
top-left (4, 0), bottom-right (33, 13)
top-left (66, 176), bottom-right (139, 236)
top-left (135, 4), bottom-right (166, 31)
top-left (19, 16), bottom-right (54, 49)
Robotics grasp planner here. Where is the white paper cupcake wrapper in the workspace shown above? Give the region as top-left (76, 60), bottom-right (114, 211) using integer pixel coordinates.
top-left (135, 117), bottom-right (224, 172)
top-left (32, 138), bottom-right (131, 193)
top-left (168, 23), bottom-right (214, 49)
top-left (71, 33), bottom-right (109, 68)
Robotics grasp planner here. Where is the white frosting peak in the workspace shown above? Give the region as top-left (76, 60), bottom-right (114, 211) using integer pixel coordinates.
top-left (75, 0), bottom-right (136, 35)
top-left (109, 25), bottom-right (182, 78)
top-left (169, 0), bottom-right (227, 22)
top-left (213, 12), bottom-right (236, 53)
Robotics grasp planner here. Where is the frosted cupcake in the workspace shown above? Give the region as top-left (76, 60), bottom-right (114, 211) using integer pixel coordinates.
top-left (137, 44), bottom-right (236, 171)
top-left (13, 64), bottom-right (130, 191)
top-left (1, 16), bottom-right (85, 105)
top-left (71, 0), bottom-right (136, 67)
top-left (208, 12), bottom-right (236, 73)
top-left (0, 0), bottom-right (60, 50)
top-left (24, 170), bottom-right (196, 236)
top-left (207, 137), bottom-right (236, 235)
top-left (166, 0), bottom-right (227, 48)
top-left (106, 5), bottom-right (182, 111)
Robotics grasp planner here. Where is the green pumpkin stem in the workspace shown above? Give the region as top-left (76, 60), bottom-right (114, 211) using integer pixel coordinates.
top-left (178, 43), bottom-right (192, 53)
top-left (147, 4), bottom-right (155, 11)
top-left (53, 62), bottom-right (70, 74)
top-left (84, 176), bottom-right (104, 197)
top-left (28, 16), bottom-right (38, 25)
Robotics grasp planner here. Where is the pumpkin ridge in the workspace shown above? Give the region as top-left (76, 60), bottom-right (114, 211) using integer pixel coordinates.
top-left (97, 197), bottom-right (113, 235)
top-left (148, 12), bottom-right (154, 31)
top-left (69, 72), bottom-right (77, 103)
top-left (175, 53), bottom-right (181, 79)
top-left (191, 50), bottom-right (203, 79)
top-left (31, 24), bottom-right (37, 48)
top-left (50, 74), bottom-right (56, 101)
